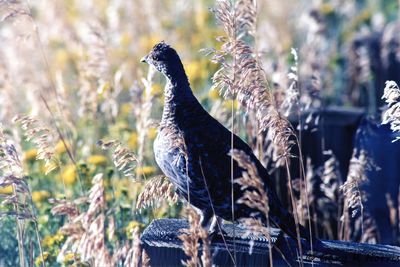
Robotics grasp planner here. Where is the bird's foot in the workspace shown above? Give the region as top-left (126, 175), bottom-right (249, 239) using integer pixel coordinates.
top-left (207, 226), bottom-right (227, 243)
top-left (203, 216), bottom-right (227, 243)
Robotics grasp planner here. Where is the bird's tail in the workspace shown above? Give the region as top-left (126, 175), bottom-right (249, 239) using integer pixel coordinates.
top-left (270, 207), bottom-right (322, 248)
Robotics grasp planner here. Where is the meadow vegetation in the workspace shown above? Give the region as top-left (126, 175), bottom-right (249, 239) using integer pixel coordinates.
top-left (0, 0), bottom-right (399, 266)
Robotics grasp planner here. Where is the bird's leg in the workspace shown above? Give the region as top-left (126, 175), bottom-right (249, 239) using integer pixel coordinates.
top-left (200, 210), bottom-right (227, 242)
top-left (200, 209), bottom-right (214, 231)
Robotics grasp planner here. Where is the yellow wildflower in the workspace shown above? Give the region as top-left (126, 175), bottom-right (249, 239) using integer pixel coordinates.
top-left (0, 185), bottom-right (13, 194)
top-left (35, 251), bottom-right (49, 266)
top-left (154, 204), bottom-right (170, 218)
top-left (53, 231), bottom-right (64, 243)
top-left (136, 166), bottom-right (156, 176)
top-left (63, 252), bottom-right (81, 264)
top-left (63, 252), bottom-right (75, 262)
top-left (24, 149), bottom-right (38, 162)
top-left (148, 127), bottom-right (158, 140)
top-left (87, 155), bottom-right (108, 167)
top-left (42, 232), bottom-right (65, 248)
top-left (208, 88), bottom-right (220, 100)
top-left (120, 103), bottom-right (132, 116)
top-left (32, 190), bottom-right (51, 203)
top-left (185, 60), bottom-right (201, 84)
top-left (151, 83), bottom-right (163, 96)
top-left (105, 192), bottom-right (113, 202)
top-left (61, 165), bottom-right (77, 185)
top-left (41, 161), bottom-right (58, 174)
top-left (42, 235), bottom-right (55, 247)
top-left (223, 99), bottom-right (239, 110)
top-left (126, 221), bottom-right (144, 239)
top-left (38, 215), bottom-right (49, 225)
top-left (55, 140), bottom-right (66, 154)
top-left (128, 132), bottom-right (138, 150)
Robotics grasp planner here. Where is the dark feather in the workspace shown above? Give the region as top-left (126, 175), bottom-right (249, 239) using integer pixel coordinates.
top-left (143, 41), bottom-right (312, 242)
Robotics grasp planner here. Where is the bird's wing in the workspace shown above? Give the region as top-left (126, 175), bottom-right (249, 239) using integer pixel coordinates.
top-left (183, 115), bottom-right (265, 201)
top-left (185, 114), bottom-right (289, 216)
top-left (186, 115), bottom-right (270, 185)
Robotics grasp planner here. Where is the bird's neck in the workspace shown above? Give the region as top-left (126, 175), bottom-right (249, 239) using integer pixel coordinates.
top-left (161, 74), bottom-right (204, 127)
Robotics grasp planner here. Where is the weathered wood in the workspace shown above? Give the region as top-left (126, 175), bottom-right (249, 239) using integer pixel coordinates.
top-left (141, 219), bottom-right (400, 266)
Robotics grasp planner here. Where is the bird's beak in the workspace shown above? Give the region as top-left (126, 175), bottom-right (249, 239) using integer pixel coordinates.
top-left (140, 55), bottom-right (148, 63)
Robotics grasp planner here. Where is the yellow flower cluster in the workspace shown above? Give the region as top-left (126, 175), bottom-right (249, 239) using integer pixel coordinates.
top-left (87, 155), bottom-right (108, 167)
top-left (120, 103), bottom-right (132, 117)
top-left (208, 88), bottom-right (220, 100)
top-left (147, 127), bottom-right (158, 140)
top-left (42, 232), bottom-right (65, 247)
top-left (126, 220), bottom-right (144, 239)
top-left (136, 166), bottom-right (156, 177)
top-left (24, 148), bottom-right (38, 162)
top-left (0, 185), bottom-right (13, 194)
top-left (35, 251), bottom-right (49, 267)
top-left (151, 83), bottom-right (163, 96)
top-left (128, 132), bottom-right (138, 150)
top-left (61, 165), bottom-right (77, 185)
top-left (55, 140), bottom-right (67, 155)
top-left (185, 58), bottom-right (210, 88)
top-left (63, 252), bottom-right (81, 265)
top-left (32, 190), bottom-right (51, 203)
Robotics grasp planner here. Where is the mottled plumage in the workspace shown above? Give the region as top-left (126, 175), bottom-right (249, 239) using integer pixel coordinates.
top-left (141, 41), bottom-right (310, 241)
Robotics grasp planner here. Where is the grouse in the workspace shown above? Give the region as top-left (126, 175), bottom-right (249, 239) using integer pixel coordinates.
top-left (141, 41), bottom-right (312, 242)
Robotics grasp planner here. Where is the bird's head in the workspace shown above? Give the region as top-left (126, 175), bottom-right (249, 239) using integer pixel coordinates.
top-left (141, 41), bottom-right (183, 78)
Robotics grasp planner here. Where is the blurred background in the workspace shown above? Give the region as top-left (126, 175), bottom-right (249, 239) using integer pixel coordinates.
top-left (1, 0), bottom-right (400, 266)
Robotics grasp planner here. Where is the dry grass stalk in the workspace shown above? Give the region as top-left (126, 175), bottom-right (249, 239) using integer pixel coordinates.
top-left (381, 81), bottom-right (400, 142)
top-left (0, 0), bottom-right (30, 22)
top-left (56, 173), bottom-right (112, 266)
top-left (321, 151), bottom-right (342, 203)
top-left (386, 192), bottom-right (400, 244)
top-left (142, 249), bottom-right (151, 267)
top-left (211, 0), bottom-right (294, 160)
top-left (97, 139), bottom-right (139, 179)
top-left (280, 48), bottom-right (300, 118)
top-left (211, 2), bottom-right (302, 250)
top-left (83, 21), bottom-right (111, 82)
top-left (359, 213), bottom-right (379, 244)
top-left (123, 227), bottom-right (152, 267)
top-left (340, 149), bottom-right (372, 240)
top-left (79, 173), bottom-right (111, 265)
top-left (320, 152), bottom-right (343, 239)
top-left (397, 188), bottom-right (400, 245)
top-left (136, 175), bottom-right (178, 210)
top-left (124, 226), bottom-right (142, 267)
top-left (179, 207), bottom-right (211, 267)
top-left (13, 114), bottom-right (58, 174)
top-left (211, 1), bottom-right (299, 254)
top-left (230, 149), bottom-right (273, 266)
top-left (79, 20), bottom-right (123, 122)
top-left (0, 125), bottom-right (46, 267)
top-left (136, 66), bottom-right (157, 179)
top-left (53, 172), bottom-right (149, 266)
top-left (49, 197), bottom-right (85, 219)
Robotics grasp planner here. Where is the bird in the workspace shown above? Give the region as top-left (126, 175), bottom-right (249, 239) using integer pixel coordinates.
top-left (141, 41), bottom-right (313, 243)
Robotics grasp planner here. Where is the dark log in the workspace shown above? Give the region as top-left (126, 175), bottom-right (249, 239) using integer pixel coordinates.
top-left (141, 218), bottom-right (400, 266)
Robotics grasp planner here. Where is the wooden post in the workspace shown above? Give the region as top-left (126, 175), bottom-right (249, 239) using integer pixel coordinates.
top-left (141, 219), bottom-right (400, 266)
